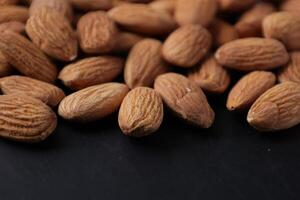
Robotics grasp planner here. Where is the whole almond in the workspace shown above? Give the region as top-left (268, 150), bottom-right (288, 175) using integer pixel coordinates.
top-left (162, 24), bottom-right (212, 68)
top-left (0, 75), bottom-right (65, 107)
top-left (108, 4), bottom-right (176, 36)
top-left (188, 56), bottom-right (230, 94)
top-left (215, 38), bottom-right (289, 71)
top-left (118, 87), bottom-right (163, 137)
top-left (0, 32), bottom-right (57, 83)
top-left (218, 0), bottom-right (255, 12)
top-left (0, 0), bottom-right (18, 5)
top-left (0, 5), bottom-right (29, 23)
top-left (278, 52), bottom-right (300, 84)
top-left (149, 0), bottom-right (175, 14)
top-left (247, 82), bottom-right (300, 131)
top-left (0, 94), bottom-right (57, 142)
top-left (26, 8), bottom-right (78, 62)
top-left (154, 73), bottom-right (215, 128)
top-left (59, 56), bottom-right (124, 90)
top-left (263, 12), bottom-right (300, 51)
top-left (77, 11), bottom-right (118, 54)
top-left (0, 21), bottom-right (25, 34)
top-left (125, 39), bottom-right (169, 89)
top-left (280, 0), bottom-right (300, 15)
top-left (0, 51), bottom-right (13, 77)
top-left (112, 31), bottom-right (143, 53)
top-left (58, 83), bottom-right (129, 122)
top-left (71, 0), bottom-right (112, 11)
top-left (227, 71), bottom-right (276, 112)
top-left (175, 0), bottom-right (217, 27)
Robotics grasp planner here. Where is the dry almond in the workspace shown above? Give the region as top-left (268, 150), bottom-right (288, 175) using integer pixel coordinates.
top-left (188, 55), bottom-right (230, 94)
top-left (227, 71), bottom-right (276, 112)
top-left (118, 87), bottom-right (163, 137)
top-left (175, 0), bottom-right (217, 27)
top-left (71, 0), bottom-right (112, 11)
top-left (215, 38), bottom-right (289, 71)
top-left (280, 0), bottom-right (300, 15)
top-left (149, 0), bottom-right (175, 14)
top-left (112, 31), bottom-right (143, 53)
top-left (0, 94), bottom-right (57, 142)
top-left (58, 83), bottom-right (129, 122)
top-left (77, 11), bottom-right (118, 54)
top-left (154, 73), bottom-right (215, 128)
top-left (247, 82), bottom-right (300, 131)
top-left (278, 52), bottom-right (300, 84)
top-left (26, 8), bottom-right (78, 62)
top-left (108, 3), bottom-right (176, 36)
top-left (218, 0), bottom-right (255, 12)
top-left (59, 56), bottom-right (124, 90)
top-left (125, 39), bottom-right (169, 89)
top-left (0, 5), bottom-right (29, 23)
top-left (0, 32), bottom-right (57, 83)
top-left (0, 21), bottom-right (25, 34)
top-left (0, 51), bottom-right (13, 77)
top-left (0, 75), bottom-right (65, 107)
top-left (0, 0), bottom-right (18, 5)
top-left (162, 24), bottom-right (212, 68)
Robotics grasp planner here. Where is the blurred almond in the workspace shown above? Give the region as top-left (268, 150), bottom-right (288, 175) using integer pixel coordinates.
top-left (112, 31), bottom-right (144, 53)
top-left (0, 51), bottom-right (13, 77)
top-left (0, 21), bottom-right (25, 34)
top-left (218, 0), bottom-right (255, 12)
top-left (0, 0), bottom-right (18, 5)
top-left (149, 0), bottom-right (175, 14)
top-left (280, 0), bottom-right (300, 15)
top-left (0, 5), bottom-right (29, 23)
top-left (71, 0), bottom-right (112, 11)
top-left (278, 52), bottom-right (300, 84)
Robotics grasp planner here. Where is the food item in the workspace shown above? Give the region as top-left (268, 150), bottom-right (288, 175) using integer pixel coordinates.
top-left (218, 0), bottom-right (255, 12)
top-left (0, 0), bottom-right (18, 5)
top-left (278, 52), bottom-right (300, 84)
top-left (0, 21), bottom-right (25, 34)
top-left (112, 31), bottom-right (143, 53)
top-left (280, 0), bottom-right (300, 15)
top-left (0, 51), bottom-right (13, 77)
top-left (71, 0), bottom-right (112, 11)
top-left (149, 0), bottom-right (175, 14)
top-left (0, 5), bottom-right (29, 23)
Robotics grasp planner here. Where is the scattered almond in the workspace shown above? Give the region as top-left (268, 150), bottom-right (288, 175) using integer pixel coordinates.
top-left (0, 21), bottom-right (25, 34)
top-left (112, 31), bottom-right (143, 53)
top-left (278, 52), bottom-right (300, 84)
top-left (71, 0), bottom-right (112, 11)
top-left (0, 0), bottom-right (18, 5)
top-left (280, 0), bottom-right (300, 15)
top-left (218, 0), bottom-right (255, 12)
top-left (0, 5), bottom-right (29, 23)
top-left (149, 0), bottom-right (175, 14)
top-left (0, 51), bottom-right (13, 77)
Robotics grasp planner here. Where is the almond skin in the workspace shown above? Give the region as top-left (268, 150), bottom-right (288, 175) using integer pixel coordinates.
top-left (0, 94), bottom-right (57, 142)
top-left (263, 12), bottom-right (300, 51)
top-left (162, 24), bottom-right (212, 68)
top-left (0, 75), bottom-right (65, 107)
top-left (26, 8), bottom-right (78, 62)
top-left (227, 71), bottom-right (276, 112)
top-left (149, 0), bottom-right (175, 14)
top-left (0, 21), bottom-right (25, 34)
top-left (112, 31), bottom-right (143, 53)
top-left (0, 0), bottom-right (18, 5)
top-left (118, 87), bottom-right (163, 137)
top-left (59, 56), bottom-right (124, 90)
top-left (154, 73), bottom-right (215, 128)
top-left (58, 83), bottom-right (129, 122)
top-left (0, 51), bottom-right (13, 77)
top-left (278, 52), bottom-right (300, 84)
top-left (280, 0), bottom-right (300, 15)
top-left (175, 0), bottom-right (217, 27)
top-left (0, 5), bottom-right (29, 23)
top-left (71, 0), bottom-right (112, 11)
top-left (77, 11), bottom-right (119, 54)
top-left (188, 56), bottom-right (230, 94)
top-left (125, 39), bottom-right (169, 89)
top-left (218, 0), bottom-right (255, 12)
top-left (0, 32), bottom-right (57, 83)
top-left (215, 38), bottom-right (289, 71)
top-left (247, 82), bottom-right (300, 131)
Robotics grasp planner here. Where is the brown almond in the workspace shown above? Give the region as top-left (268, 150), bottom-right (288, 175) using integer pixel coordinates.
top-left (154, 73), bottom-right (215, 128)
top-left (278, 52), bottom-right (300, 84)
top-left (218, 0), bottom-right (255, 12)
top-left (58, 83), bottom-right (129, 122)
top-left (0, 32), bottom-right (57, 83)
top-left (0, 75), bottom-right (65, 107)
top-left (112, 31), bottom-right (144, 53)
top-left (0, 51), bottom-right (13, 77)
top-left (162, 24), bottom-right (212, 68)
top-left (215, 38), bottom-right (289, 71)
top-left (188, 55), bottom-right (230, 94)
top-left (59, 56), bottom-right (124, 90)
top-left (118, 87), bottom-right (163, 137)
top-left (71, 0), bottom-right (112, 11)
top-left (227, 71), bottom-right (276, 112)
top-left (280, 0), bottom-right (300, 15)
top-left (0, 0), bottom-right (18, 5)
top-left (149, 0), bottom-right (175, 14)
top-left (125, 39), bottom-right (169, 89)
top-left (0, 94), bottom-right (57, 142)
top-left (0, 21), bottom-right (25, 34)
top-left (247, 82), bottom-right (300, 131)
top-left (0, 5), bottom-right (29, 23)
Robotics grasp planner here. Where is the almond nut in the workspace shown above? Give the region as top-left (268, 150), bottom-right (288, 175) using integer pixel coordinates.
top-left (278, 52), bottom-right (300, 84)
top-left (0, 5), bottom-right (29, 23)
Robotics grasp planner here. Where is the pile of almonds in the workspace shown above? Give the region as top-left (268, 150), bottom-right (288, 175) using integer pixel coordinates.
top-left (0, 0), bottom-right (299, 142)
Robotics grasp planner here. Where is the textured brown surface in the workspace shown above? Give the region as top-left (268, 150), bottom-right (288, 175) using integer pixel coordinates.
top-left (149, 0), bottom-right (174, 14)
top-left (0, 5), bottom-right (28, 23)
top-left (112, 31), bottom-right (143, 53)
top-left (0, 51), bottom-right (13, 77)
top-left (71, 0), bottom-right (112, 11)
top-left (278, 52), bottom-right (300, 84)
top-left (0, 21), bottom-right (25, 34)
top-left (218, 0), bottom-right (255, 12)
top-left (280, 0), bottom-right (300, 14)
top-left (0, 0), bottom-right (18, 5)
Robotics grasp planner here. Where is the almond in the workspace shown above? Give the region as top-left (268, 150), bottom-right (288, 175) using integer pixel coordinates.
top-left (125, 39), bottom-right (169, 89)
top-left (71, 0), bottom-right (112, 11)
top-left (154, 73), bottom-right (215, 128)
top-left (278, 52), bottom-right (300, 84)
top-left (0, 21), bottom-right (25, 34)
top-left (247, 82), bottom-right (300, 131)
top-left (26, 8), bottom-right (78, 62)
top-left (77, 11), bottom-right (118, 54)
top-left (112, 31), bottom-right (144, 53)
top-left (162, 24), bottom-right (212, 68)
top-left (280, 0), bottom-right (300, 15)
top-left (0, 75), bottom-right (65, 107)
top-left (0, 0), bottom-right (18, 5)
top-left (218, 0), bottom-right (255, 12)
top-left (59, 56), bottom-right (124, 90)
top-left (227, 71), bottom-right (276, 112)
top-left (118, 87), bottom-right (163, 137)
top-left (215, 38), bottom-right (289, 71)
top-left (149, 0), bottom-right (175, 14)
top-left (188, 55), bottom-right (230, 94)
top-left (0, 94), bottom-right (57, 142)
top-left (58, 83), bottom-right (129, 122)
top-left (0, 5), bottom-right (29, 23)
top-left (0, 32), bottom-right (57, 83)
top-left (0, 51), bottom-right (13, 77)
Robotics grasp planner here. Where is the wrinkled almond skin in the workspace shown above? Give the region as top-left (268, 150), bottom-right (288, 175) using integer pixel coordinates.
top-left (59, 56), bottom-right (124, 90)
top-left (0, 0), bottom-right (18, 5)
top-left (125, 39), bottom-right (169, 89)
top-left (227, 71), bottom-right (276, 112)
top-left (108, 4), bottom-right (176, 36)
top-left (215, 38), bottom-right (289, 71)
top-left (0, 75), bottom-right (65, 107)
top-left (175, 0), bottom-right (217, 27)
top-left (71, 0), bottom-right (112, 11)
top-left (0, 5), bottom-right (29, 23)
top-left (154, 73), bottom-right (215, 128)
top-left (0, 51), bottom-right (13, 77)
top-left (278, 52), bottom-right (300, 84)
top-left (247, 82), bottom-right (300, 131)
top-left (118, 87), bottom-right (163, 137)
top-left (188, 56), bottom-right (230, 94)
top-left (0, 94), bottom-right (57, 142)
top-left (0, 32), bottom-right (57, 83)
top-left (26, 8), bottom-right (78, 62)
top-left (162, 25), bottom-right (212, 68)
top-left (77, 11), bottom-right (118, 54)
top-left (112, 31), bottom-right (143, 53)
top-left (218, 0), bottom-right (255, 12)
top-left (263, 12), bottom-right (300, 51)
top-left (280, 0), bottom-right (300, 15)
top-left (58, 83), bottom-right (129, 122)
top-left (0, 21), bottom-right (25, 34)
top-left (149, 0), bottom-right (175, 14)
